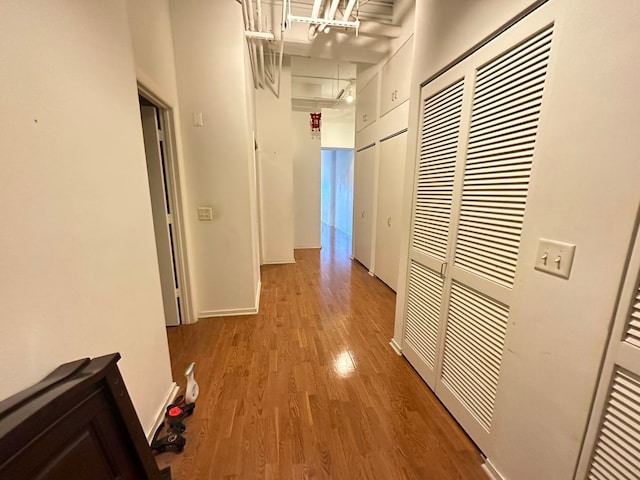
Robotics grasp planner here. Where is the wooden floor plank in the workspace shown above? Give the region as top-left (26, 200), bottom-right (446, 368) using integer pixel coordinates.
top-left (156, 225), bottom-right (487, 479)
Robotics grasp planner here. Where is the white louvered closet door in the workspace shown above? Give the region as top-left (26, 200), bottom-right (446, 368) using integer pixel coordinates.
top-left (402, 22), bottom-right (555, 454)
top-left (436, 24), bottom-right (555, 451)
top-left (402, 63), bottom-right (471, 389)
top-left (576, 225), bottom-right (640, 479)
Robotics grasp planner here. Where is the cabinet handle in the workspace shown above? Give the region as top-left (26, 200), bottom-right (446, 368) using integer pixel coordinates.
top-left (361, 210), bottom-right (365, 218)
top-left (440, 262), bottom-right (448, 278)
top-left (387, 217), bottom-right (392, 227)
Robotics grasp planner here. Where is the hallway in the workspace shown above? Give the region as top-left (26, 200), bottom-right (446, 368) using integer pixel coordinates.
top-left (159, 226), bottom-right (486, 479)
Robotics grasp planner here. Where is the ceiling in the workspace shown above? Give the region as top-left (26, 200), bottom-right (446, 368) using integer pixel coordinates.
top-left (288, 0), bottom-right (396, 23)
top-left (256, 0), bottom-right (402, 64)
top-left (290, 57), bottom-right (357, 111)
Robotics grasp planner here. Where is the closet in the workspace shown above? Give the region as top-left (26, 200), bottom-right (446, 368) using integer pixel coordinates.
top-left (380, 37), bottom-right (413, 117)
top-left (401, 21), bottom-right (555, 453)
top-left (353, 143), bottom-right (376, 269)
top-left (374, 130), bottom-right (407, 290)
top-left (576, 221), bottom-right (640, 478)
top-left (356, 74), bottom-right (378, 133)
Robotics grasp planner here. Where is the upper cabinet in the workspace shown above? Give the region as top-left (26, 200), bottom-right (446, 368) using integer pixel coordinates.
top-left (381, 36), bottom-right (414, 116)
top-left (356, 73), bottom-right (378, 132)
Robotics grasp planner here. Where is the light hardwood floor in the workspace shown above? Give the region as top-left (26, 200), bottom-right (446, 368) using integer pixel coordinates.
top-left (157, 225), bottom-right (487, 479)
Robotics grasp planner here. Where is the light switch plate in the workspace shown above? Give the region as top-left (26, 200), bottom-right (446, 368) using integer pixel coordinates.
top-left (534, 238), bottom-right (576, 279)
top-left (193, 112), bottom-right (203, 127)
top-left (197, 206), bottom-right (213, 221)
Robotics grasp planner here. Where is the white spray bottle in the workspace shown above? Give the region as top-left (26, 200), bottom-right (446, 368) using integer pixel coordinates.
top-left (184, 362), bottom-right (199, 404)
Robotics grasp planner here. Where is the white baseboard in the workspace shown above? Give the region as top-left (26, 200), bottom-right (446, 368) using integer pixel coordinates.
top-left (254, 279), bottom-right (262, 313)
top-left (146, 382), bottom-right (179, 443)
top-left (294, 245), bottom-right (322, 249)
top-left (199, 307), bottom-right (257, 318)
top-left (261, 258), bottom-right (295, 265)
top-left (389, 338), bottom-right (402, 355)
top-left (368, 270), bottom-right (375, 277)
top-left (482, 458), bottom-right (506, 480)
top-left (198, 280), bottom-right (262, 318)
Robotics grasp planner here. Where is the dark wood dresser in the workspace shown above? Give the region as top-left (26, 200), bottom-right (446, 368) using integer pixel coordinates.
top-left (0, 353), bottom-right (170, 479)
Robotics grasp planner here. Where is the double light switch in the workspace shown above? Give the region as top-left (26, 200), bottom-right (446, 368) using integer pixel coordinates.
top-left (534, 238), bottom-right (576, 279)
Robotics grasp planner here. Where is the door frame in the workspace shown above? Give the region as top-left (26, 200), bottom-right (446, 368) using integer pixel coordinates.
top-left (138, 82), bottom-right (195, 325)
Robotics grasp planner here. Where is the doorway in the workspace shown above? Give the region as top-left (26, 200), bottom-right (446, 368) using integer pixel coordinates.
top-left (138, 90), bottom-right (191, 326)
top-left (321, 148), bottom-right (354, 244)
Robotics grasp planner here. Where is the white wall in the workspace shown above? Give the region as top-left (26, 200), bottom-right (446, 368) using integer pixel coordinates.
top-left (170, 0), bottom-right (261, 315)
top-left (0, 0), bottom-right (173, 435)
top-left (255, 62), bottom-right (295, 264)
top-left (321, 108), bottom-right (355, 149)
top-left (394, 1), bottom-right (640, 479)
top-left (292, 111), bottom-right (321, 248)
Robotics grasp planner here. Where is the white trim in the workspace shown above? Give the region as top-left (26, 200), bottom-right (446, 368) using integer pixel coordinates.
top-left (389, 338), bottom-right (402, 355)
top-left (199, 280), bottom-right (262, 318)
top-left (254, 279), bottom-right (262, 313)
top-left (146, 382), bottom-right (179, 443)
top-left (262, 258), bottom-right (296, 265)
top-left (368, 270), bottom-right (375, 277)
top-left (482, 458), bottom-right (506, 480)
top-left (199, 307), bottom-right (258, 318)
top-left (137, 81), bottom-right (196, 325)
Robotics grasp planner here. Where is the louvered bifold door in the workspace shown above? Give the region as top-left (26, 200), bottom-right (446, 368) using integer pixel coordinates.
top-left (402, 22), bottom-right (555, 455)
top-left (402, 67), bottom-right (471, 388)
top-left (576, 221), bottom-right (640, 479)
top-left (434, 24), bottom-right (555, 452)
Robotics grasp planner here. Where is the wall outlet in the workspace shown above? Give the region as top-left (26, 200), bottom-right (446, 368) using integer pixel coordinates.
top-left (197, 206), bottom-right (213, 221)
top-left (534, 238), bottom-right (576, 279)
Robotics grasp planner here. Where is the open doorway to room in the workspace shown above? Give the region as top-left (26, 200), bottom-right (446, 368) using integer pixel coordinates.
top-left (138, 89), bottom-right (192, 327)
top-left (321, 148), bottom-right (354, 245)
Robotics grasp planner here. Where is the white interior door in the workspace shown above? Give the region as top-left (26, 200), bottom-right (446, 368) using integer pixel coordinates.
top-left (375, 131), bottom-right (408, 291)
top-left (140, 105), bottom-right (180, 327)
top-left (402, 19), bottom-right (556, 454)
top-left (576, 221), bottom-right (640, 479)
top-left (353, 144), bottom-right (376, 270)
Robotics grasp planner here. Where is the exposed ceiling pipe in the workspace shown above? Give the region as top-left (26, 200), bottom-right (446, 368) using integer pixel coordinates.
top-left (241, 0), bottom-right (286, 98)
top-left (256, 0), bottom-right (266, 88)
top-left (342, 0), bottom-right (357, 21)
top-left (307, 0), bottom-right (324, 40)
top-left (241, 0), bottom-right (258, 88)
top-left (318, 0), bottom-right (341, 34)
top-left (310, 0), bottom-right (323, 18)
top-left (246, 0), bottom-right (256, 31)
top-left (275, 0), bottom-right (287, 98)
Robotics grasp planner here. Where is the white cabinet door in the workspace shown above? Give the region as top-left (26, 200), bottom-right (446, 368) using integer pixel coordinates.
top-left (375, 131), bottom-right (407, 291)
top-left (356, 74), bottom-right (378, 133)
top-left (381, 37), bottom-right (413, 116)
top-left (353, 144), bottom-right (376, 269)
